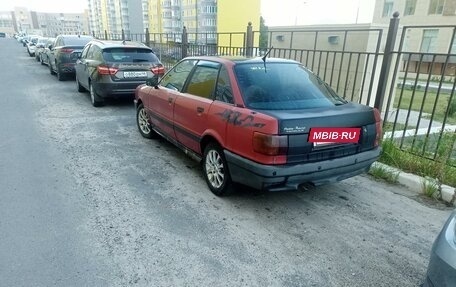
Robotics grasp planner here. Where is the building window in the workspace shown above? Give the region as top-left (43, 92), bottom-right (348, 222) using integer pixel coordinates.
top-left (428, 0), bottom-right (445, 14)
top-left (404, 0), bottom-right (417, 16)
top-left (382, 0), bottom-right (394, 17)
top-left (420, 29), bottom-right (439, 53)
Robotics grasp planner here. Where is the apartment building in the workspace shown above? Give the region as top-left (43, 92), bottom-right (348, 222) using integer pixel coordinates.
top-left (147, 0), bottom-right (217, 44)
top-left (88, 0), bottom-right (146, 37)
top-left (373, 0), bottom-right (456, 76)
top-left (146, 0), bottom-right (259, 45)
top-left (14, 7), bottom-right (34, 33)
top-left (36, 12), bottom-right (90, 37)
top-left (0, 11), bottom-right (15, 35)
top-left (8, 7), bottom-right (89, 37)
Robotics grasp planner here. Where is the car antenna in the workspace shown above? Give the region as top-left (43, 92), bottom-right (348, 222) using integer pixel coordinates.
top-left (262, 46), bottom-right (273, 72)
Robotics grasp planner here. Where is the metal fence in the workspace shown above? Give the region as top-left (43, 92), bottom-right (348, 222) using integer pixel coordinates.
top-left (92, 17), bottom-right (456, 167)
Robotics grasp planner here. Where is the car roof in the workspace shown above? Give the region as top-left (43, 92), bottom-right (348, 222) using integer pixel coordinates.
top-left (89, 39), bottom-right (150, 50)
top-left (58, 34), bottom-right (93, 39)
top-left (184, 56), bottom-right (300, 66)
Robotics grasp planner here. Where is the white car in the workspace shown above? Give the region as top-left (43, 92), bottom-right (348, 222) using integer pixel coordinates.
top-left (26, 36), bottom-right (40, 57)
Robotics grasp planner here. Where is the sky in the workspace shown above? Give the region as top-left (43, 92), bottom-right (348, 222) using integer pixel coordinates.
top-left (0, 0), bottom-right (376, 26)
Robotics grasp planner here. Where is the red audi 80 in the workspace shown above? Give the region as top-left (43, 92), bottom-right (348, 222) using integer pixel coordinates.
top-left (134, 56), bottom-right (382, 196)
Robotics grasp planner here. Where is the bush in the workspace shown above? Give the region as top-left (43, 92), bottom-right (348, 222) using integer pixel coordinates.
top-left (449, 97), bottom-right (456, 117)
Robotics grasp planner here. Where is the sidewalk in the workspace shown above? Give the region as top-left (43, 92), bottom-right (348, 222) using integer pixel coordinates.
top-left (383, 108), bottom-right (456, 139)
top-left (372, 162), bottom-right (455, 206)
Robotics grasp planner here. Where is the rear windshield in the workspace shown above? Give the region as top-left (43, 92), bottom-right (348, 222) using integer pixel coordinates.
top-left (234, 62), bottom-right (346, 110)
top-left (102, 48), bottom-right (160, 63)
top-left (63, 37), bottom-right (92, 46)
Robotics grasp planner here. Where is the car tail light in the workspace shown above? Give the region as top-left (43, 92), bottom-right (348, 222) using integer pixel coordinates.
top-left (151, 66), bottom-right (165, 75)
top-left (253, 132), bottom-right (288, 156)
top-left (61, 48), bottom-right (74, 53)
top-left (374, 108), bottom-right (382, 147)
top-left (97, 65), bottom-right (118, 75)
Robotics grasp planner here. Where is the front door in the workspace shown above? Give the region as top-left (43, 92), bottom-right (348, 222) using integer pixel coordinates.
top-left (174, 61), bottom-right (220, 154)
top-left (146, 59), bottom-right (197, 140)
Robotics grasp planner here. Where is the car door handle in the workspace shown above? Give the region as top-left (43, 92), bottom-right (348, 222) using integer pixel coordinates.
top-left (196, 107), bottom-right (204, 113)
top-left (168, 97), bottom-right (173, 104)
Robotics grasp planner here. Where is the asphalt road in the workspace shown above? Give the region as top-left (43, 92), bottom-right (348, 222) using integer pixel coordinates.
top-left (0, 37), bottom-right (453, 287)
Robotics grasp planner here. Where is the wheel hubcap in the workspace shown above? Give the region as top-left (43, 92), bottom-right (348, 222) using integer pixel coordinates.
top-left (138, 108), bottom-right (151, 134)
top-left (205, 150), bottom-right (224, 188)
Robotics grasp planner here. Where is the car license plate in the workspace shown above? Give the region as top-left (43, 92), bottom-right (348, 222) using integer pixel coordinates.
top-left (124, 71), bottom-right (147, 78)
top-left (309, 127), bottom-right (361, 144)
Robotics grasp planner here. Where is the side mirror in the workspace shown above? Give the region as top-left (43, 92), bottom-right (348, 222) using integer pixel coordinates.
top-left (146, 76), bottom-right (159, 88)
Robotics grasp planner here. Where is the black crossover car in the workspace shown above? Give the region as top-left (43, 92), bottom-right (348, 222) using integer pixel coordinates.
top-left (48, 34), bottom-right (93, 81)
top-left (75, 39), bottom-right (164, 107)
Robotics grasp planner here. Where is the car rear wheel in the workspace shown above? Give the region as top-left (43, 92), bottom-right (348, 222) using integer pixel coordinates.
top-left (136, 103), bottom-right (158, 139)
top-left (203, 143), bottom-right (233, 196)
top-left (89, 82), bottom-right (103, 107)
top-left (56, 67), bottom-right (65, 81)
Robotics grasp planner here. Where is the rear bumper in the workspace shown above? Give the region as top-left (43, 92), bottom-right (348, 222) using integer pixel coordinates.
top-left (225, 148), bottom-right (381, 191)
top-left (58, 62), bottom-right (76, 74)
top-left (93, 81), bottom-right (144, 98)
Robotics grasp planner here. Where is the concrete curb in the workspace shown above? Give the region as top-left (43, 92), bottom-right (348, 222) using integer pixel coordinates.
top-left (371, 162), bottom-right (456, 206)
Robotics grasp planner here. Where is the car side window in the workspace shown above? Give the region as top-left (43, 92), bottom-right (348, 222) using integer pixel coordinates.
top-left (81, 44), bottom-right (90, 59)
top-left (93, 46), bottom-right (103, 61)
top-left (86, 45), bottom-right (96, 60)
top-left (185, 65), bottom-right (219, 99)
top-left (160, 60), bottom-right (197, 92)
top-left (214, 66), bottom-right (234, 104)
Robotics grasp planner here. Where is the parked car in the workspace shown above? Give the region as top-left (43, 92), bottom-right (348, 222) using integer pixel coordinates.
top-left (34, 37), bottom-right (49, 62)
top-left (40, 37), bottom-right (55, 66)
top-left (26, 35), bottom-right (40, 56)
top-left (0, 32), bottom-right (6, 38)
top-left (48, 34), bottom-right (93, 81)
top-left (134, 56), bottom-right (382, 196)
top-left (75, 39), bottom-right (164, 107)
top-left (423, 210), bottom-right (456, 287)
top-left (21, 35), bottom-right (31, 46)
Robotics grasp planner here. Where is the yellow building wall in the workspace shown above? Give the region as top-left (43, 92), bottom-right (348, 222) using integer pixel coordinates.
top-left (100, 0), bottom-right (109, 34)
top-left (148, 0), bottom-right (162, 34)
top-left (217, 0), bottom-right (260, 48)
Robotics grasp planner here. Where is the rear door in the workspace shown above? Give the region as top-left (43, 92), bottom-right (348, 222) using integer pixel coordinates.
top-left (75, 44), bottom-right (91, 88)
top-left (146, 59), bottom-right (197, 140)
top-left (174, 61), bottom-right (220, 154)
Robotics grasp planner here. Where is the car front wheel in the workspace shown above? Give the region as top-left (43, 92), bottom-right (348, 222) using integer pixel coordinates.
top-left (49, 62), bottom-right (55, 75)
top-left (136, 103), bottom-right (157, 139)
top-left (203, 143), bottom-right (233, 196)
top-left (76, 77), bottom-right (85, 93)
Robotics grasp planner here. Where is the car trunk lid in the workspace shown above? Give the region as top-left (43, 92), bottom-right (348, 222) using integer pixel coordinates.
top-left (259, 103), bottom-right (379, 164)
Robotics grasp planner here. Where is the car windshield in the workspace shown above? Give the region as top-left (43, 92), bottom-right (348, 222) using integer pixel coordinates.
top-left (234, 62), bottom-right (347, 110)
top-left (102, 48), bottom-right (160, 63)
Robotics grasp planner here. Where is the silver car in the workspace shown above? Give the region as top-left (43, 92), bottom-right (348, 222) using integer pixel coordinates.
top-left (424, 210), bottom-right (456, 287)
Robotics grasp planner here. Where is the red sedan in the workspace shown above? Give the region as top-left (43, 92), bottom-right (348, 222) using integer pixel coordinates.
top-left (134, 56), bottom-right (381, 196)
